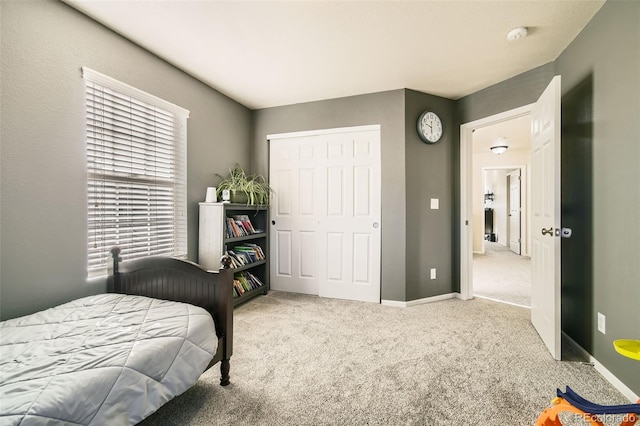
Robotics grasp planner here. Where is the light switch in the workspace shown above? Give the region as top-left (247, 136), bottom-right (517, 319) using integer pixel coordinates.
top-left (430, 198), bottom-right (439, 209)
top-left (430, 268), bottom-right (436, 279)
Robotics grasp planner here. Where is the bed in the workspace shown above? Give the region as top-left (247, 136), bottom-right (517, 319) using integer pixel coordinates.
top-left (0, 248), bottom-right (233, 425)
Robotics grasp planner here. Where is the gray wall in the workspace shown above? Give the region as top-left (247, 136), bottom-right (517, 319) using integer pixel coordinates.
top-left (0, 0), bottom-right (251, 320)
top-left (252, 90), bottom-right (407, 301)
top-left (556, 0), bottom-right (640, 394)
top-left (456, 63), bottom-right (556, 124)
top-left (561, 74), bottom-right (593, 362)
top-left (404, 90), bottom-right (456, 300)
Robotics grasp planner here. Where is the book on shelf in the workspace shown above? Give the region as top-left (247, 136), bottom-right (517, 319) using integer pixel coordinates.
top-left (232, 270), bottom-right (265, 298)
top-left (233, 215), bottom-right (257, 234)
top-left (225, 250), bottom-right (245, 268)
top-left (226, 215), bottom-right (262, 238)
top-left (226, 218), bottom-right (245, 238)
top-left (235, 243), bottom-right (265, 260)
top-left (225, 244), bottom-right (265, 268)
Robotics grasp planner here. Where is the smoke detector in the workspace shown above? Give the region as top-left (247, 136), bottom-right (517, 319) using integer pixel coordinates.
top-left (507, 27), bottom-right (528, 42)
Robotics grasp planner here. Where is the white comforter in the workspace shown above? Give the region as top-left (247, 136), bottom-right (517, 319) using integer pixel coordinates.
top-left (0, 294), bottom-right (217, 425)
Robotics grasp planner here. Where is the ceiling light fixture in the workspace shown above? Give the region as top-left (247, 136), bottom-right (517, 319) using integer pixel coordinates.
top-left (507, 27), bottom-right (528, 42)
top-left (490, 137), bottom-right (509, 155)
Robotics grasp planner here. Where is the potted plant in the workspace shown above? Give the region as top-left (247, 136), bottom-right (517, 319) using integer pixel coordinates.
top-left (215, 164), bottom-right (274, 205)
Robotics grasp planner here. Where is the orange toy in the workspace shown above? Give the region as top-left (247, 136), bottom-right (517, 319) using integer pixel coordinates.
top-left (537, 340), bottom-right (640, 426)
top-left (536, 396), bottom-right (639, 426)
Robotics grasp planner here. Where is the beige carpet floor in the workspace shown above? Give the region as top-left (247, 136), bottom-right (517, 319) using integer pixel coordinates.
top-left (140, 291), bottom-right (630, 426)
top-left (473, 241), bottom-right (531, 307)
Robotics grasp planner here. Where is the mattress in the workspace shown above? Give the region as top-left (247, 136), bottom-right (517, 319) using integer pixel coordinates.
top-left (0, 294), bottom-right (217, 425)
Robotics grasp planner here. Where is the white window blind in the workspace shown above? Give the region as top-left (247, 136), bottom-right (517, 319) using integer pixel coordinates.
top-left (83, 67), bottom-right (189, 278)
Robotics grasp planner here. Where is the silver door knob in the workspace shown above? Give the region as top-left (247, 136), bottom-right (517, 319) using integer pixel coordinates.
top-left (373, 222), bottom-right (379, 229)
top-left (541, 227), bottom-right (554, 236)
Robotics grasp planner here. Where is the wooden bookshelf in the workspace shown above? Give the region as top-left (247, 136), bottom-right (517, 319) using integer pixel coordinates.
top-left (198, 203), bottom-right (269, 306)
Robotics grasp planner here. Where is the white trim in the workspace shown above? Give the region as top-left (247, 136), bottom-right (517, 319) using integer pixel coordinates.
top-left (380, 300), bottom-right (407, 308)
top-left (459, 103), bottom-right (534, 301)
top-left (82, 67), bottom-right (190, 118)
top-left (267, 124), bottom-right (380, 141)
top-left (473, 294), bottom-right (530, 309)
top-left (562, 332), bottom-right (639, 403)
top-left (382, 293), bottom-right (457, 308)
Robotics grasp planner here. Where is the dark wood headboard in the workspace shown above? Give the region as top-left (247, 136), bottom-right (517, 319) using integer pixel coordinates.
top-left (108, 247), bottom-right (234, 385)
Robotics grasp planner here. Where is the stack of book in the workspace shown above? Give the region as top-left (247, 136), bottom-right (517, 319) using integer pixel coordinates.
top-left (225, 215), bottom-right (259, 238)
top-left (233, 271), bottom-right (264, 298)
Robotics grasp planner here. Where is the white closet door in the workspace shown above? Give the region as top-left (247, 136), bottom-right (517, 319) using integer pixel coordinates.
top-left (269, 134), bottom-right (322, 295)
top-left (269, 126), bottom-right (381, 303)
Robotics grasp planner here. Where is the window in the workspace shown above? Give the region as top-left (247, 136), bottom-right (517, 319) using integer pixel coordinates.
top-left (83, 67), bottom-right (189, 278)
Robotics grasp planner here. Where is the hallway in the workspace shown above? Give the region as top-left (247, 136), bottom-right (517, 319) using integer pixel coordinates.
top-left (473, 241), bottom-right (531, 307)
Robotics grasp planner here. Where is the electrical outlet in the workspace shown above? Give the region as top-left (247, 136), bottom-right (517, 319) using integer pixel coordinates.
top-left (597, 312), bottom-right (606, 334)
top-left (430, 198), bottom-right (439, 209)
top-left (430, 268), bottom-right (436, 280)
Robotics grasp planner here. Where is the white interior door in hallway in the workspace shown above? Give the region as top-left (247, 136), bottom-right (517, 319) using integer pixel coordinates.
top-left (508, 169), bottom-right (522, 255)
top-left (268, 125), bottom-right (381, 303)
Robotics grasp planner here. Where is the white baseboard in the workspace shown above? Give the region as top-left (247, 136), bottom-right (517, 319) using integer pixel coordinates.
top-left (472, 294), bottom-right (530, 309)
top-left (562, 332), bottom-right (639, 403)
top-left (381, 293), bottom-right (457, 308)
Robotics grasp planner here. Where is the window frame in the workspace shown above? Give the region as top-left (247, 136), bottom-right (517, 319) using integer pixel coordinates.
top-left (83, 67), bottom-right (189, 278)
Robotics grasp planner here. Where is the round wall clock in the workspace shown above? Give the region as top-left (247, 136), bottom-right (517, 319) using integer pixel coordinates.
top-left (417, 111), bottom-right (443, 144)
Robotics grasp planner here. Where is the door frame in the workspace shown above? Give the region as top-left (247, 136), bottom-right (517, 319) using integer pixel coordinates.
top-left (459, 104), bottom-right (533, 300)
top-left (267, 124), bottom-right (382, 302)
top-left (268, 124), bottom-right (381, 141)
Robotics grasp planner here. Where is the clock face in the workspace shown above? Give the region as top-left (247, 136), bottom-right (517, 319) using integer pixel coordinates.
top-left (417, 111), bottom-right (443, 144)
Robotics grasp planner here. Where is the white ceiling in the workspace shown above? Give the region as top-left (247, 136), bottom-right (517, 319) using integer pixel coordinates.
top-left (64, 0), bottom-right (605, 110)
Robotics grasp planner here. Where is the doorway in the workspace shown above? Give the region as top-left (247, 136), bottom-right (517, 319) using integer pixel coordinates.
top-left (469, 119), bottom-right (532, 307)
top-left (459, 103), bottom-right (533, 302)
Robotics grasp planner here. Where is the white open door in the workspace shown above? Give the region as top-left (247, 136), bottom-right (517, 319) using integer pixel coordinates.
top-left (269, 126), bottom-right (381, 303)
top-left (531, 76), bottom-right (562, 360)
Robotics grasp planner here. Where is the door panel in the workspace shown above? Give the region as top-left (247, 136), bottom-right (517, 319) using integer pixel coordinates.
top-left (269, 127), bottom-right (381, 303)
top-left (327, 167), bottom-right (344, 215)
top-left (327, 233), bottom-right (344, 281)
top-left (299, 231), bottom-right (316, 278)
top-left (354, 166), bottom-right (372, 216)
top-left (531, 76), bottom-right (562, 360)
top-left (276, 230), bottom-right (292, 277)
top-left (353, 233), bottom-right (371, 283)
top-left (298, 169), bottom-right (314, 215)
